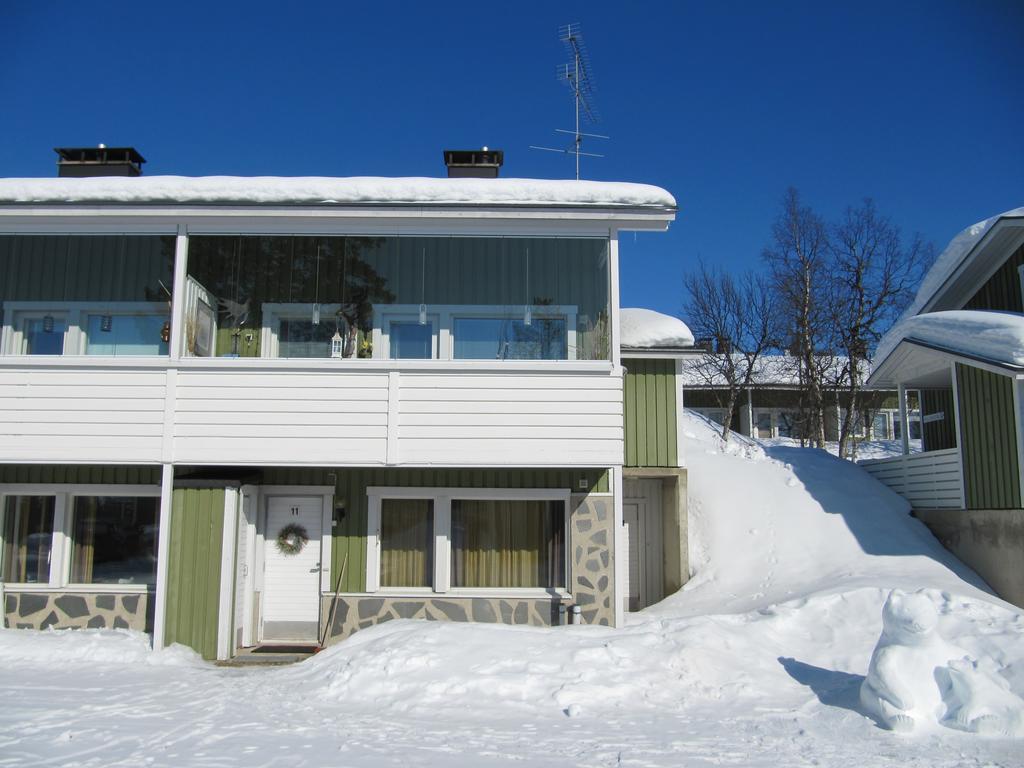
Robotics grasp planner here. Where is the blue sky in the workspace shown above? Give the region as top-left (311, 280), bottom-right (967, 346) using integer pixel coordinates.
top-left (2, 1), bottom-right (1021, 317)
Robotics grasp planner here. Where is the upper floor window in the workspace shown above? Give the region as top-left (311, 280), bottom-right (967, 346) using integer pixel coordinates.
top-left (185, 235), bottom-right (609, 361)
top-left (0, 235), bottom-right (175, 357)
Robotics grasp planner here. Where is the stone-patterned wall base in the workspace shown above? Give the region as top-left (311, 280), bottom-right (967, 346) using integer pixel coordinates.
top-left (570, 494), bottom-right (615, 626)
top-left (321, 596), bottom-right (562, 644)
top-left (3, 592), bottom-right (152, 632)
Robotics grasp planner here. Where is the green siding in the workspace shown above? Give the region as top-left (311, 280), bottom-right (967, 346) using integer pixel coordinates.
top-left (0, 235), bottom-right (175, 303)
top-left (964, 243), bottom-right (1024, 312)
top-left (0, 464), bottom-right (161, 484)
top-left (956, 364), bottom-right (1021, 510)
top-left (624, 359), bottom-right (678, 467)
top-left (257, 467), bottom-right (608, 593)
top-left (165, 488), bottom-right (225, 660)
top-left (920, 389), bottom-right (957, 451)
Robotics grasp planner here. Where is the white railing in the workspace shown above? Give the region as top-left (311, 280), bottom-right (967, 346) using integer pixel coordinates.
top-left (858, 448), bottom-right (964, 510)
top-left (0, 359), bottom-right (623, 468)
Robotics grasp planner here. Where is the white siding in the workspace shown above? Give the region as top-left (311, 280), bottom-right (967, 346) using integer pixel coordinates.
top-left (859, 448), bottom-right (964, 510)
top-left (173, 370), bottom-right (389, 465)
top-left (0, 367), bottom-right (166, 463)
top-left (0, 364), bottom-right (622, 467)
top-left (396, 372), bottom-right (623, 465)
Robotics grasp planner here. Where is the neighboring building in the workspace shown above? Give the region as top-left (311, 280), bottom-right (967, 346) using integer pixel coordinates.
top-left (0, 148), bottom-right (679, 659)
top-left (619, 308), bottom-right (694, 611)
top-left (680, 355), bottom-right (913, 443)
top-left (863, 207), bottom-right (1024, 607)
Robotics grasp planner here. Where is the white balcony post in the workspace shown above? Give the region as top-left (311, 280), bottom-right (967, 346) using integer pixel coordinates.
top-left (898, 383), bottom-right (910, 456)
top-left (152, 463), bottom-right (174, 651)
top-left (170, 225), bottom-right (189, 361)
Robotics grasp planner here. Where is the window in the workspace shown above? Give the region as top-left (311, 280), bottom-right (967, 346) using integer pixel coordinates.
top-left (450, 499), bottom-right (564, 589)
top-left (22, 315), bottom-right (68, 355)
top-left (368, 488), bottom-right (569, 594)
top-left (1, 496), bottom-right (55, 583)
top-left (70, 497), bottom-right (159, 585)
top-left (186, 235), bottom-right (607, 360)
top-left (453, 317), bottom-right (567, 360)
top-left (0, 489), bottom-right (160, 590)
top-left (85, 314), bottom-right (169, 356)
top-left (0, 235), bottom-right (175, 357)
top-left (389, 321), bottom-right (434, 359)
top-left (379, 499), bottom-right (433, 588)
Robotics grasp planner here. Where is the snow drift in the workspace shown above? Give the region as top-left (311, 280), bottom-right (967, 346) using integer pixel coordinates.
top-left (874, 309), bottom-right (1024, 369)
top-left (620, 307), bottom-right (694, 349)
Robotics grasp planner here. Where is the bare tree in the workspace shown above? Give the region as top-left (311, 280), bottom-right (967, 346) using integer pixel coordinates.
top-left (683, 260), bottom-right (778, 441)
top-left (829, 199), bottom-right (934, 458)
top-left (763, 188), bottom-right (834, 447)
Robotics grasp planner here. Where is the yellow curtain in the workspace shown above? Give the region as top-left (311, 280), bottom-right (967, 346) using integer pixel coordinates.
top-left (71, 499), bottom-right (96, 583)
top-left (451, 500), bottom-right (564, 589)
top-left (1, 496), bottom-right (54, 584)
top-left (380, 499), bottom-right (433, 588)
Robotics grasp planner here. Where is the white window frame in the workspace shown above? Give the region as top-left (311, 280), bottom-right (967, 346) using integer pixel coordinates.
top-left (377, 311), bottom-right (440, 360)
top-left (365, 486), bottom-right (572, 598)
top-left (0, 484), bottom-right (160, 592)
top-left (0, 301), bottom-right (170, 357)
top-left (260, 302), bottom-right (344, 359)
top-left (373, 304), bottom-right (578, 362)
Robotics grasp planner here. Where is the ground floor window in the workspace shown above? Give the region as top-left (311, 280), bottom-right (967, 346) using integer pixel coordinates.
top-left (0, 487), bottom-right (160, 588)
top-left (450, 499), bottom-right (564, 589)
top-left (70, 497), bottom-right (159, 585)
top-left (379, 498), bottom-right (433, 588)
top-left (1, 496), bottom-right (55, 583)
top-left (367, 488), bottom-right (569, 594)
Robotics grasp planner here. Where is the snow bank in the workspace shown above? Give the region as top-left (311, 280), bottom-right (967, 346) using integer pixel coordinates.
top-left (0, 628), bottom-right (203, 667)
top-left (0, 176), bottom-right (676, 209)
top-left (874, 310), bottom-right (1024, 369)
top-left (620, 307), bottom-right (694, 349)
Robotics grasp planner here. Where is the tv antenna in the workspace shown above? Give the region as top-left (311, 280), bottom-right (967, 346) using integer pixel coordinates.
top-left (530, 23), bottom-right (608, 180)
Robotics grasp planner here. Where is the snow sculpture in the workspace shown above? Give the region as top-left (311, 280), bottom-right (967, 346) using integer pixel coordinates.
top-left (939, 658), bottom-right (1024, 737)
top-left (859, 589), bottom-right (964, 732)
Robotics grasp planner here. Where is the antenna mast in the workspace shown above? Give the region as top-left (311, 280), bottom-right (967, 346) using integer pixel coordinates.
top-left (530, 23), bottom-right (608, 180)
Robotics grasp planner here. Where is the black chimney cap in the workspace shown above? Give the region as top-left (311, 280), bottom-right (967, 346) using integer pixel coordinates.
top-left (443, 148), bottom-right (503, 178)
top-left (54, 146), bottom-right (146, 177)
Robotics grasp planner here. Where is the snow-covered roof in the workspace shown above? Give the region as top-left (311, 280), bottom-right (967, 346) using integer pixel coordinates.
top-left (679, 354), bottom-right (861, 388)
top-left (620, 308), bottom-right (694, 350)
top-left (900, 206), bottom-right (1024, 321)
top-left (871, 206), bottom-right (1024, 371)
top-left (874, 310), bottom-right (1024, 370)
top-left (0, 176), bottom-right (677, 210)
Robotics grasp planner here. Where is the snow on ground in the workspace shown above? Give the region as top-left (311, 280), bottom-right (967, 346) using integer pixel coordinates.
top-left (0, 176), bottom-right (676, 209)
top-left (759, 436), bottom-right (922, 461)
top-left (1, 412), bottom-right (1021, 766)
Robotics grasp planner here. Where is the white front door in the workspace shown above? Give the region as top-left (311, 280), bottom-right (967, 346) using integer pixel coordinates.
top-left (262, 496), bottom-right (323, 642)
top-left (623, 501), bottom-right (644, 612)
top-left (622, 478), bottom-right (665, 612)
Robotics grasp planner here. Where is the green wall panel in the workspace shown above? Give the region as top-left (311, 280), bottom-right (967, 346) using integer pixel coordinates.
top-left (165, 488), bottom-right (225, 660)
top-left (258, 467), bottom-right (608, 593)
top-left (920, 389), bottom-right (957, 451)
top-left (0, 464), bottom-right (161, 484)
top-left (624, 359), bottom-right (678, 467)
top-left (964, 244), bottom-right (1024, 313)
top-left (956, 364), bottom-right (1021, 510)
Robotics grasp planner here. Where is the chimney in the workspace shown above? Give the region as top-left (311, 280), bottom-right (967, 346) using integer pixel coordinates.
top-left (443, 148), bottom-right (503, 178)
top-left (54, 145), bottom-right (145, 177)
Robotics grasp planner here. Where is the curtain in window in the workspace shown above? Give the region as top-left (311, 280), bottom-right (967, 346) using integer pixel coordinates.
top-left (380, 499), bottom-right (433, 588)
top-left (70, 497), bottom-right (158, 585)
top-left (450, 500), bottom-right (565, 589)
top-left (71, 497), bottom-right (98, 583)
top-left (1, 496), bottom-right (54, 583)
